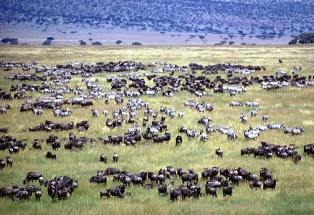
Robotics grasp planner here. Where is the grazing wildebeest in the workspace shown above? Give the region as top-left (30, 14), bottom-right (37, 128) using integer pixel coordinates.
top-left (175, 135), bottom-right (183, 146)
top-left (51, 141), bottom-right (61, 150)
top-left (6, 156), bottom-right (13, 167)
top-left (263, 179), bottom-right (278, 189)
top-left (170, 188), bottom-right (182, 201)
top-left (215, 148), bottom-right (223, 158)
top-left (222, 186), bottom-right (233, 197)
top-left (113, 152), bottom-right (119, 163)
top-left (90, 175), bottom-right (107, 185)
top-left (46, 151), bottom-right (57, 159)
top-left (24, 172), bottom-right (43, 184)
top-left (99, 154), bottom-right (107, 163)
top-left (100, 185), bottom-right (126, 198)
top-left (249, 180), bottom-right (262, 189)
top-left (35, 190), bottom-right (42, 201)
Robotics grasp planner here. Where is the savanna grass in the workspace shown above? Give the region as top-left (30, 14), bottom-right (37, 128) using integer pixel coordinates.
top-left (0, 45), bottom-right (313, 215)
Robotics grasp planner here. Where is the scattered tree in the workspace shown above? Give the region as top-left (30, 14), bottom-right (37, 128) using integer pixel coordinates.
top-left (47, 37), bottom-right (54, 41)
top-left (1, 38), bottom-right (19, 45)
top-left (131, 42), bottom-right (142, 46)
top-left (91, 41), bottom-right (102, 45)
top-left (42, 40), bottom-right (52, 45)
top-left (198, 35), bottom-right (205, 40)
top-left (79, 40), bottom-right (86, 45)
top-left (115, 40), bottom-right (122, 45)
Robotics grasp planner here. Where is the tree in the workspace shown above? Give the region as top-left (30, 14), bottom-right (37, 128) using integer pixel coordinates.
top-left (288, 32), bottom-right (314, 44)
top-left (91, 41), bottom-right (102, 45)
top-left (79, 40), bottom-right (86, 45)
top-left (47, 37), bottom-right (54, 41)
top-left (131, 42), bottom-right (142, 46)
top-left (1, 38), bottom-right (18, 44)
top-left (198, 35), bottom-right (205, 40)
top-left (42, 40), bottom-right (51, 45)
top-left (115, 40), bottom-right (122, 45)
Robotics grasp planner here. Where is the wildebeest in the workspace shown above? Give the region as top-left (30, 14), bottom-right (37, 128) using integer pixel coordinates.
top-left (175, 135), bottom-right (183, 146)
top-left (249, 180), bottom-right (262, 189)
top-left (99, 154), bottom-right (107, 163)
top-left (100, 185), bottom-right (126, 198)
top-left (263, 179), bottom-right (278, 189)
top-left (32, 140), bottom-right (42, 150)
top-left (205, 186), bottom-right (217, 197)
top-left (23, 172), bottom-right (43, 184)
top-left (113, 152), bottom-right (119, 163)
top-left (35, 190), bottom-right (42, 201)
top-left (215, 148), bottom-right (223, 158)
top-left (230, 101), bottom-right (242, 107)
top-left (245, 101), bottom-right (259, 107)
top-left (46, 151), bottom-right (57, 159)
top-left (90, 175), bottom-right (107, 185)
top-left (51, 141), bottom-right (61, 150)
top-left (170, 188), bottom-right (182, 201)
top-left (6, 156), bottom-right (13, 167)
top-left (181, 172), bottom-right (198, 184)
top-left (158, 184), bottom-right (169, 195)
top-left (0, 159), bottom-right (6, 169)
top-left (222, 186), bottom-right (233, 197)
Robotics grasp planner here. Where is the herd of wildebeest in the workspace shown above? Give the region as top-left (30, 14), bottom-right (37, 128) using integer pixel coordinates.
top-left (0, 59), bottom-right (313, 202)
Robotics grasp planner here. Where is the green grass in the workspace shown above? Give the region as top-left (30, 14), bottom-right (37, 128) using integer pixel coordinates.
top-left (0, 45), bottom-right (314, 215)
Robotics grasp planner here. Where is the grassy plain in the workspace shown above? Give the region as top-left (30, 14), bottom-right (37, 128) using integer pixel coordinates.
top-left (0, 45), bottom-right (313, 215)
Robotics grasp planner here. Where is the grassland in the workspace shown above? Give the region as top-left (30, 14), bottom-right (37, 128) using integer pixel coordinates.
top-left (0, 45), bottom-right (313, 215)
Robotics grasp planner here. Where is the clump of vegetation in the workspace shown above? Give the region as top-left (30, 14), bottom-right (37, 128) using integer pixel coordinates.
top-left (116, 40), bottom-right (122, 45)
top-left (289, 32), bottom-right (314, 44)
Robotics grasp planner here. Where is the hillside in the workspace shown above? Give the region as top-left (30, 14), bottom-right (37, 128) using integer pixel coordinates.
top-left (0, 0), bottom-right (313, 42)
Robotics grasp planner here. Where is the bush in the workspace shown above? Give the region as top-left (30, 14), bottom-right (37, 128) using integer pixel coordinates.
top-left (131, 42), bottom-right (142, 46)
top-left (116, 40), bottom-right (122, 45)
top-left (91, 41), bottom-right (102, 45)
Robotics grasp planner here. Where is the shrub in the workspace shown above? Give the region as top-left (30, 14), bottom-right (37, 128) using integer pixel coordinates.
top-left (91, 41), bottom-right (102, 45)
top-left (131, 42), bottom-right (142, 46)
